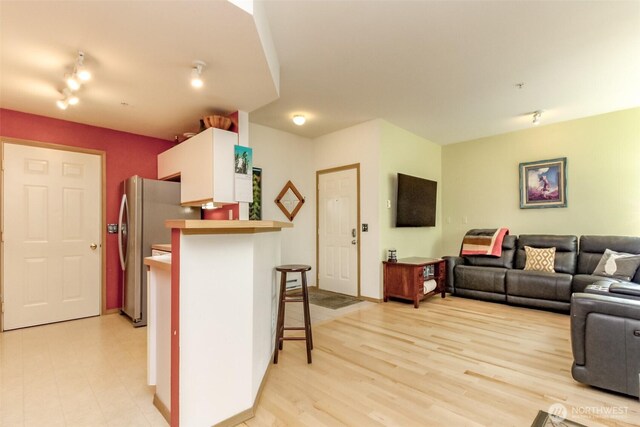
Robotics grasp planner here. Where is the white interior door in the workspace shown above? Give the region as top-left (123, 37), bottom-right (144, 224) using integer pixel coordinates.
top-left (318, 168), bottom-right (358, 296)
top-left (2, 143), bottom-right (101, 330)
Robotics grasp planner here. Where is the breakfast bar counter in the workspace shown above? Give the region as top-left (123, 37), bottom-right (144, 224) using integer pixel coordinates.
top-left (146, 220), bottom-right (292, 427)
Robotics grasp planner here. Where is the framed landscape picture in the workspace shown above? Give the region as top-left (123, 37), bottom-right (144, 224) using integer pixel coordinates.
top-left (519, 157), bottom-right (567, 209)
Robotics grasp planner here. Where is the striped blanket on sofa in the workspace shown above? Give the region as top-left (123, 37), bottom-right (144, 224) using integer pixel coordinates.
top-left (461, 228), bottom-right (509, 257)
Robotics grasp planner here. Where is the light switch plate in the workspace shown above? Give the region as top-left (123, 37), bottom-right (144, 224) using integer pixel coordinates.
top-left (362, 224), bottom-right (368, 232)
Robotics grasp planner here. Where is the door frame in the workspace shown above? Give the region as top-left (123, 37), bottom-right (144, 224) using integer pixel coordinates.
top-left (315, 163), bottom-right (361, 297)
top-left (0, 137), bottom-right (107, 332)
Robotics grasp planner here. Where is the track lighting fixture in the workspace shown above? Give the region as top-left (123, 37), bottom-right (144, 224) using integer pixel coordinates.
top-left (56, 99), bottom-right (69, 110)
top-left (191, 60), bottom-right (206, 88)
top-left (56, 88), bottom-right (79, 110)
top-left (65, 51), bottom-right (91, 90)
top-left (56, 51), bottom-right (92, 110)
top-left (75, 51), bottom-right (91, 81)
top-left (532, 110), bottom-right (542, 125)
top-left (293, 115), bottom-right (306, 126)
top-left (66, 73), bottom-right (81, 91)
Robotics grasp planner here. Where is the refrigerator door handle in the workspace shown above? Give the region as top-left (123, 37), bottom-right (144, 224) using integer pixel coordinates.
top-left (118, 194), bottom-right (129, 270)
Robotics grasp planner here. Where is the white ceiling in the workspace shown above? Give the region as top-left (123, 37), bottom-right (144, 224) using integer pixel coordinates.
top-left (1, 1), bottom-right (639, 145)
top-left (0, 1), bottom-right (279, 140)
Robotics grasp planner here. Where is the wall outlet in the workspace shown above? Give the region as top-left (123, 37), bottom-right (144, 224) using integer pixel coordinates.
top-left (386, 200), bottom-right (391, 208)
top-left (362, 224), bottom-right (368, 232)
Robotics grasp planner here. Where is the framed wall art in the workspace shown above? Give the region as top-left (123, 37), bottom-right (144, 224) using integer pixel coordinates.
top-left (519, 157), bottom-right (567, 209)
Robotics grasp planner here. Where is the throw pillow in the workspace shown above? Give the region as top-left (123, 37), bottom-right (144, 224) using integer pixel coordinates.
top-left (524, 246), bottom-right (556, 273)
top-left (593, 249), bottom-right (640, 281)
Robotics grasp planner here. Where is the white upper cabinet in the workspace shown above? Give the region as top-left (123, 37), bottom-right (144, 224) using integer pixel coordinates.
top-left (158, 128), bottom-right (237, 206)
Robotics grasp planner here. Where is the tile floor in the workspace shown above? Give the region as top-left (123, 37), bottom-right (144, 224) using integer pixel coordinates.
top-left (0, 298), bottom-right (374, 427)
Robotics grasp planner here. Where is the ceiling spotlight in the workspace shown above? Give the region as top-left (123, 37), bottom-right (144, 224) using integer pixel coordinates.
top-left (532, 110), bottom-right (542, 125)
top-left (56, 99), bottom-right (69, 110)
top-left (66, 73), bottom-right (81, 91)
top-left (293, 115), bottom-right (306, 126)
top-left (56, 88), bottom-right (78, 109)
top-left (191, 60), bottom-right (206, 88)
top-left (76, 51), bottom-right (91, 81)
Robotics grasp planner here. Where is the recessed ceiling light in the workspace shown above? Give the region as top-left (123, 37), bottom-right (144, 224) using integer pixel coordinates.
top-left (293, 115), bottom-right (306, 126)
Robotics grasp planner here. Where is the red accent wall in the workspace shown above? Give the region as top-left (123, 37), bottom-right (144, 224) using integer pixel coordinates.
top-left (0, 109), bottom-right (175, 311)
top-left (202, 204), bottom-right (239, 220)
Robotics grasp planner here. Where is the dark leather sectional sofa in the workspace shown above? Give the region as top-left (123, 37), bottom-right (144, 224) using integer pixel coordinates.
top-left (445, 234), bottom-right (640, 312)
top-left (446, 234), bottom-right (640, 397)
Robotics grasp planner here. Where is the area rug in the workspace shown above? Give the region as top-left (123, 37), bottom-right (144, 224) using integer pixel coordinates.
top-left (291, 288), bottom-right (362, 310)
top-left (531, 410), bottom-right (587, 427)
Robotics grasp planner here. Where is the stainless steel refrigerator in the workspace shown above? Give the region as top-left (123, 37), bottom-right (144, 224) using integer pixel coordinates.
top-left (118, 176), bottom-right (200, 327)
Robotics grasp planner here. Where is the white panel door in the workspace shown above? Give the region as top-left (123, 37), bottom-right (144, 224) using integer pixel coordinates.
top-left (2, 143), bottom-right (101, 330)
top-left (318, 168), bottom-right (358, 296)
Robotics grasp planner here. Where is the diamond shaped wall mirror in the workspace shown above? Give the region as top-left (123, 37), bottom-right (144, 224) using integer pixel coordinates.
top-left (275, 180), bottom-right (305, 221)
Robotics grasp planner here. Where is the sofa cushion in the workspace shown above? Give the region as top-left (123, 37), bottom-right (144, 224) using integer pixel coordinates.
top-left (454, 265), bottom-right (506, 294)
top-left (524, 246), bottom-right (555, 272)
top-left (572, 274), bottom-right (618, 293)
top-left (577, 236), bottom-right (640, 280)
top-left (592, 249), bottom-right (640, 281)
top-left (515, 235), bottom-right (577, 274)
top-left (463, 235), bottom-right (517, 269)
top-left (506, 269), bottom-right (572, 302)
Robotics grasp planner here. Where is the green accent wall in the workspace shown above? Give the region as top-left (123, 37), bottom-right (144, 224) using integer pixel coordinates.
top-left (380, 121), bottom-right (443, 263)
top-left (441, 107), bottom-right (640, 255)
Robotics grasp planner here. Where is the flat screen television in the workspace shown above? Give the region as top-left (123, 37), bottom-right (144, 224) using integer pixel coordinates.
top-left (396, 173), bottom-right (437, 227)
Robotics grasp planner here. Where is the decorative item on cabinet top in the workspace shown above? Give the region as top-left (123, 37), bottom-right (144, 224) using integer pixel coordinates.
top-left (204, 115), bottom-right (232, 130)
top-left (275, 180), bottom-right (305, 221)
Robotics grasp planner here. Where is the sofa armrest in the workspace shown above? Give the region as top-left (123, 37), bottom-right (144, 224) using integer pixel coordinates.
top-left (610, 281), bottom-right (640, 298)
top-left (443, 256), bottom-right (464, 293)
top-left (570, 293), bottom-right (640, 365)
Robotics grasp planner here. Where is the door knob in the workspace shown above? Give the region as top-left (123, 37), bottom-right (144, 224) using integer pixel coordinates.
top-left (90, 243), bottom-right (98, 250)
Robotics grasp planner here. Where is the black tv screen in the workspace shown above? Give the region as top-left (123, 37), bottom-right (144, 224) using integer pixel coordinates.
top-left (396, 173), bottom-right (437, 227)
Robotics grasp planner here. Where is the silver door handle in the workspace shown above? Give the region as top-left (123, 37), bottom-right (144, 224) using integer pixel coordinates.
top-left (118, 194), bottom-right (128, 270)
top-left (90, 243), bottom-right (98, 250)
top-left (352, 239), bottom-right (357, 245)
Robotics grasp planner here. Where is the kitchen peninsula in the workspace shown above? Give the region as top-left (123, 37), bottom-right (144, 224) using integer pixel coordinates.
top-left (145, 220), bottom-right (292, 427)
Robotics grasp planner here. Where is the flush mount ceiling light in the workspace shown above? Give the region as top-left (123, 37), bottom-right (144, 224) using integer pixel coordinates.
top-left (191, 60), bottom-right (206, 88)
top-left (532, 110), bottom-right (543, 125)
top-left (292, 115), bottom-right (306, 126)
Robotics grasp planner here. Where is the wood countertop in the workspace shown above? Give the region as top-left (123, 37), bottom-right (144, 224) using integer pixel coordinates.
top-left (144, 253), bottom-right (171, 271)
top-left (151, 243), bottom-right (172, 252)
top-left (165, 219), bottom-right (293, 234)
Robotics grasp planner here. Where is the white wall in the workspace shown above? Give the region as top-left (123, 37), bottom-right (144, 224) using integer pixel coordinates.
top-left (313, 120), bottom-right (382, 299)
top-left (249, 123), bottom-right (316, 282)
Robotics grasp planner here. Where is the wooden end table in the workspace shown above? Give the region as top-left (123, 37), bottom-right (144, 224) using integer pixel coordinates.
top-left (383, 257), bottom-right (446, 308)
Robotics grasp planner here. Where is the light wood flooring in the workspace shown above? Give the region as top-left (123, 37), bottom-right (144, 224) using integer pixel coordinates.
top-left (1, 297), bottom-right (638, 426)
top-left (245, 296), bottom-right (640, 427)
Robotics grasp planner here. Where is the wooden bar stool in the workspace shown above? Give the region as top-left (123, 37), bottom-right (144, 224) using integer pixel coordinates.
top-left (273, 264), bottom-right (313, 364)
